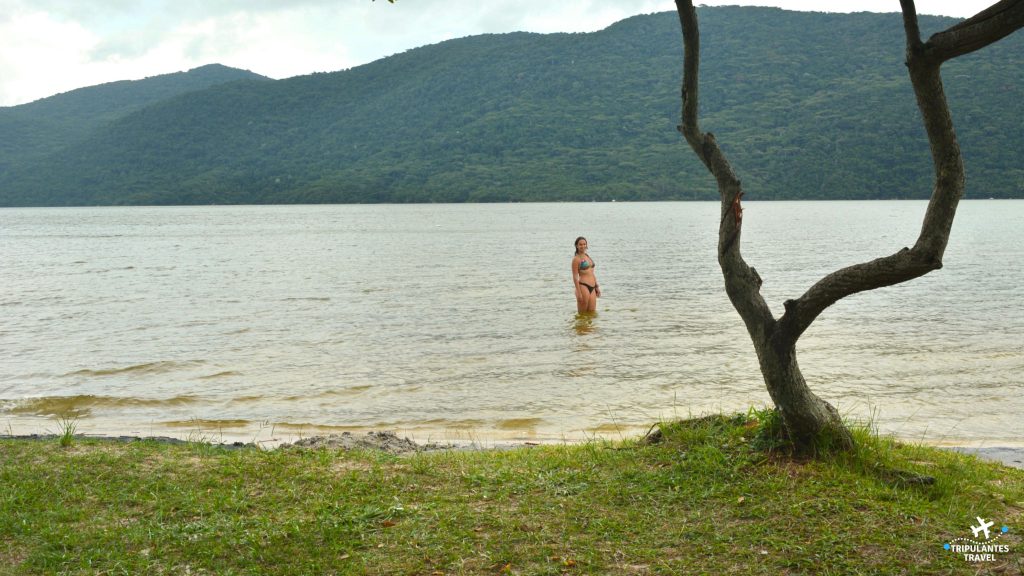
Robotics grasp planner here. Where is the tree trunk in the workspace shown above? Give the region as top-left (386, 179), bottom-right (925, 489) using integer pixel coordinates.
top-left (674, 0), bottom-right (1023, 454)
top-left (756, 336), bottom-right (852, 452)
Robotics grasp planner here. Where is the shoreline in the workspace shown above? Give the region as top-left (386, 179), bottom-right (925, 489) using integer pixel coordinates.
top-left (3, 430), bottom-right (1022, 469)
top-left (947, 446), bottom-right (1024, 470)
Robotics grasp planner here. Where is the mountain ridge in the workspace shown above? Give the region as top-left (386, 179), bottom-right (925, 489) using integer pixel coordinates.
top-left (1, 8), bottom-right (1021, 206)
top-left (0, 64), bottom-right (271, 186)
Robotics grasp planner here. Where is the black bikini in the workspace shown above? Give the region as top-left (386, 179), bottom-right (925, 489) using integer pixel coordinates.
top-left (579, 282), bottom-right (596, 293)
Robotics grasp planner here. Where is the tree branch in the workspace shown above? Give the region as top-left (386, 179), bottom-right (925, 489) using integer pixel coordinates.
top-left (777, 1), bottom-right (1024, 346)
top-left (901, 7), bottom-right (966, 261)
top-left (903, 12), bottom-right (1011, 266)
top-left (926, 0), bottom-right (1024, 63)
top-left (776, 248), bottom-right (940, 344)
top-left (899, 0), bottom-right (923, 49)
top-left (675, 0), bottom-right (774, 339)
top-left (774, 1), bottom-right (955, 345)
top-left (677, 0), bottom-right (704, 165)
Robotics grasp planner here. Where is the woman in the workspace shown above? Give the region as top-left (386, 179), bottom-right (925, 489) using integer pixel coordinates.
top-left (572, 236), bottom-right (600, 313)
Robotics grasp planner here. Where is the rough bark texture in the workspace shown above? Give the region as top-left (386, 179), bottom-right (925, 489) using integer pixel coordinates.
top-left (674, 0), bottom-right (1023, 453)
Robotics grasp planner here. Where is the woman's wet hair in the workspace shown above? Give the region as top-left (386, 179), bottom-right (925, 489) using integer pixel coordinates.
top-left (574, 236), bottom-right (587, 254)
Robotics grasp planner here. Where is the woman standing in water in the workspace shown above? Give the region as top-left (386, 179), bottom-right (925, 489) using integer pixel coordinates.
top-left (572, 236), bottom-right (600, 313)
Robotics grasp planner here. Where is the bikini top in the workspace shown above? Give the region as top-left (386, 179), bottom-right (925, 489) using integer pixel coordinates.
top-left (579, 258), bottom-right (594, 271)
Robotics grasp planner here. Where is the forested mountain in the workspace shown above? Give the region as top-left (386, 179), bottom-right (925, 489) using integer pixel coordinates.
top-left (0, 65), bottom-right (269, 185)
top-left (1, 8), bottom-right (1021, 206)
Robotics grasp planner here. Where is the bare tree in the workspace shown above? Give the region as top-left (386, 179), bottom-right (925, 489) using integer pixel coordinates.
top-left (674, 0), bottom-right (1024, 453)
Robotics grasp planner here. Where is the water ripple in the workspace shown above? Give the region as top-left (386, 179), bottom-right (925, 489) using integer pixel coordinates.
top-left (0, 202), bottom-right (1021, 445)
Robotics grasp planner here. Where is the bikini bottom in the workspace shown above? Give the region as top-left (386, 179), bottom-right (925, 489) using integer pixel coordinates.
top-left (579, 282), bottom-right (596, 294)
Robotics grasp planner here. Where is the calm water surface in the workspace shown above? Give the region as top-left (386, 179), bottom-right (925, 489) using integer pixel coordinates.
top-left (1, 201), bottom-right (1021, 446)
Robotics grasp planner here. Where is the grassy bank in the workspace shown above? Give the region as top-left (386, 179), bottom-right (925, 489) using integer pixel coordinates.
top-left (2, 413), bottom-right (1021, 575)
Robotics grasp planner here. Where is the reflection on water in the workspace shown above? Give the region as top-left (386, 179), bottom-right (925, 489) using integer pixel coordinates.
top-left (0, 201), bottom-right (1022, 446)
top-left (572, 312), bottom-right (598, 335)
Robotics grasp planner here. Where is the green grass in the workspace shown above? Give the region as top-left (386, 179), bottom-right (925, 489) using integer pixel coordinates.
top-left (1, 413), bottom-right (1021, 575)
top-left (53, 417), bottom-right (79, 449)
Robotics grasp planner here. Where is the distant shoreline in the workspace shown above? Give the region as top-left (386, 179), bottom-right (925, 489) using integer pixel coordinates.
top-left (3, 198), bottom-right (1023, 209)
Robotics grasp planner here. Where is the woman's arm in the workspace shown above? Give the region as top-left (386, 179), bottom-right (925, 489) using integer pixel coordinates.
top-left (571, 257), bottom-right (582, 294)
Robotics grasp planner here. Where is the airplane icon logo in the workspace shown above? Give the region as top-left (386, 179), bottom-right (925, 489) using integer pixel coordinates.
top-left (971, 517), bottom-right (995, 539)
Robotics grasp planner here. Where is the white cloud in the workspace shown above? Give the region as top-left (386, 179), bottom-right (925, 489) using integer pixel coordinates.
top-left (0, 10), bottom-right (101, 105)
top-left (173, 9), bottom-right (355, 78)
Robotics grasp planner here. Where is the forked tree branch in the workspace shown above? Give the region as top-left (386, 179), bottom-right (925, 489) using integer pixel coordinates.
top-left (677, 0), bottom-right (1022, 349)
top-left (775, 0), bottom-right (1023, 346)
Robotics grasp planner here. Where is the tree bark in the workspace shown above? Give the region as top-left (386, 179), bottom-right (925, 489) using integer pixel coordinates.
top-left (674, 0), bottom-right (1023, 454)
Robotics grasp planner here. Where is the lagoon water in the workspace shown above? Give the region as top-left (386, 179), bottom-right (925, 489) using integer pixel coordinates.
top-left (1, 201), bottom-right (1021, 446)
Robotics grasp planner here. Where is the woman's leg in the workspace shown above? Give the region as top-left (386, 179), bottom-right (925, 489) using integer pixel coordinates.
top-left (576, 287), bottom-right (587, 313)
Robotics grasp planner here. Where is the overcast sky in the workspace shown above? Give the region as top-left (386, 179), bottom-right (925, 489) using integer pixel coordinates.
top-left (0, 0), bottom-right (980, 107)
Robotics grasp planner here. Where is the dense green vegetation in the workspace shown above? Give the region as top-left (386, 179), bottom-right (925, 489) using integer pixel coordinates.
top-left (1, 8), bottom-right (1021, 206)
top-left (2, 413), bottom-right (1022, 574)
top-left (0, 65), bottom-right (268, 184)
